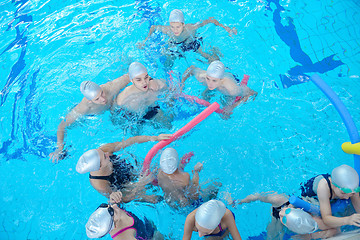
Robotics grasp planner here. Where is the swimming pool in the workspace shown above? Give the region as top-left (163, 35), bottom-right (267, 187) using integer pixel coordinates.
top-left (1, 0), bottom-right (359, 239)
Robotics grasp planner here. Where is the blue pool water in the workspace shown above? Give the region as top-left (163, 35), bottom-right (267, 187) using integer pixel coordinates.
top-left (1, 0), bottom-right (360, 239)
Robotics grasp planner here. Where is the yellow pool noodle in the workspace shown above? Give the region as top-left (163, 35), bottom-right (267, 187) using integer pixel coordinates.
top-left (342, 142), bottom-right (360, 155)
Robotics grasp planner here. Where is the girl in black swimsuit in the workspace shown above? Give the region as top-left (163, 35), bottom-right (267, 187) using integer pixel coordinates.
top-left (76, 133), bottom-right (172, 203)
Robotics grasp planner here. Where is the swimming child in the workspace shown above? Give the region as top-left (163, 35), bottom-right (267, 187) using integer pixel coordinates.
top-left (137, 9), bottom-right (237, 65)
top-left (226, 191), bottom-right (338, 239)
top-left (85, 201), bottom-right (164, 239)
top-left (182, 199), bottom-right (242, 239)
top-left (49, 74), bottom-right (130, 163)
top-left (157, 148), bottom-right (220, 209)
top-left (300, 164), bottom-right (360, 228)
top-left (181, 61), bottom-right (257, 119)
top-left (76, 133), bottom-right (172, 203)
top-left (114, 62), bottom-right (172, 129)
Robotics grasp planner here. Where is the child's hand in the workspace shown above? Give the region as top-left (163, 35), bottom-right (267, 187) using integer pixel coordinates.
top-left (194, 162), bottom-right (203, 172)
top-left (109, 191), bottom-right (123, 204)
top-left (231, 27), bottom-right (238, 35)
top-left (224, 26), bottom-right (238, 37)
top-left (156, 134), bottom-right (173, 141)
top-left (220, 106), bottom-right (233, 120)
top-left (347, 213), bottom-right (360, 227)
top-left (136, 41), bottom-right (145, 49)
top-left (208, 17), bottom-right (218, 23)
top-left (138, 170), bottom-right (155, 185)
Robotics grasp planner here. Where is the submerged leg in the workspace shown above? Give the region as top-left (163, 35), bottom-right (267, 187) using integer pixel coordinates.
top-left (200, 181), bottom-right (222, 201)
top-left (196, 46), bottom-right (220, 63)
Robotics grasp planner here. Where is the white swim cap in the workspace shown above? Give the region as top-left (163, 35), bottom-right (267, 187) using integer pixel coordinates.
top-left (283, 208), bottom-right (318, 234)
top-left (160, 148), bottom-right (179, 174)
top-left (195, 200), bottom-right (226, 230)
top-left (207, 61), bottom-right (225, 79)
top-left (76, 149), bottom-right (101, 174)
top-left (86, 205), bottom-right (114, 238)
top-left (332, 164), bottom-right (359, 192)
top-left (169, 9), bottom-right (184, 23)
top-left (80, 81), bottom-right (101, 100)
top-left (129, 62), bottom-right (147, 80)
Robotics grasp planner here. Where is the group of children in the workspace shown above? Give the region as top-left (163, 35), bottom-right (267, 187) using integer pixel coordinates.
top-left (49, 8), bottom-right (360, 240)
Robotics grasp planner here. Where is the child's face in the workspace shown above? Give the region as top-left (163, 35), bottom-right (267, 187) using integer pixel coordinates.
top-left (132, 73), bottom-right (150, 92)
top-left (170, 22), bottom-right (184, 36)
top-left (333, 186), bottom-right (356, 199)
top-left (206, 75), bottom-right (223, 90)
top-left (91, 89), bottom-right (108, 105)
top-left (195, 221), bottom-right (215, 237)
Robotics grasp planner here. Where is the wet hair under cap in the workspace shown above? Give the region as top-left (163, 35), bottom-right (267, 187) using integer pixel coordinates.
top-left (195, 200), bottom-right (226, 230)
top-left (283, 208), bottom-right (318, 234)
top-left (160, 148), bottom-right (179, 174)
top-left (169, 9), bottom-right (184, 23)
top-left (207, 61), bottom-right (225, 79)
top-left (76, 149), bottom-right (101, 174)
top-left (128, 62), bottom-right (148, 80)
top-left (86, 206), bottom-right (114, 238)
top-left (332, 164), bottom-right (359, 191)
top-left (80, 81), bottom-right (101, 100)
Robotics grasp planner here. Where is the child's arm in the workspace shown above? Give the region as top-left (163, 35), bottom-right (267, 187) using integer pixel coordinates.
top-left (223, 209), bottom-right (242, 240)
top-left (306, 228), bottom-right (339, 240)
top-left (188, 162), bottom-right (203, 199)
top-left (180, 65), bottom-right (205, 91)
top-left (318, 180), bottom-right (360, 227)
top-left (193, 17), bottom-right (237, 36)
top-left (182, 211), bottom-right (196, 240)
top-left (180, 65), bottom-right (195, 91)
top-left (49, 101), bottom-right (93, 163)
top-left (350, 194), bottom-right (360, 213)
top-left (227, 192), bottom-right (289, 208)
top-left (106, 73), bottom-right (130, 95)
top-left (150, 79), bottom-right (167, 92)
top-left (99, 134), bottom-right (172, 153)
top-left (90, 179), bottom-right (114, 198)
top-left (220, 84), bottom-right (257, 120)
top-left (137, 25), bottom-right (169, 49)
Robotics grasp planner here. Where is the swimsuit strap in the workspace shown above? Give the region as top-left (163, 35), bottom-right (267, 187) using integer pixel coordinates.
top-left (111, 210), bottom-right (136, 239)
top-left (218, 223), bottom-right (223, 232)
top-left (89, 174), bottom-right (112, 181)
top-left (322, 174), bottom-right (333, 200)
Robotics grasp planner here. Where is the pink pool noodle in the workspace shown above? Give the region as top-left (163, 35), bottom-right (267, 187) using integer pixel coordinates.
top-left (142, 102), bottom-right (220, 173)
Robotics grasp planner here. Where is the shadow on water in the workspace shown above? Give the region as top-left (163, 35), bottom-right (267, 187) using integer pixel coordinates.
top-left (264, 0), bottom-right (344, 88)
top-left (0, 0), bottom-right (56, 161)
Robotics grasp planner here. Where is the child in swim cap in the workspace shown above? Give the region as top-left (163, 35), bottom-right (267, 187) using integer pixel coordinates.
top-left (183, 199), bottom-right (242, 239)
top-left (157, 148), bottom-right (221, 209)
top-left (137, 9), bottom-right (237, 65)
top-left (86, 201), bottom-right (164, 239)
top-left (49, 74), bottom-right (130, 163)
top-left (76, 133), bottom-right (172, 203)
top-left (181, 61), bottom-right (257, 120)
top-left (300, 164), bottom-right (360, 229)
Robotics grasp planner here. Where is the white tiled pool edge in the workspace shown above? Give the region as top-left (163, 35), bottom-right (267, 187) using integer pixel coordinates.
top-left (326, 229), bottom-right (360, 240)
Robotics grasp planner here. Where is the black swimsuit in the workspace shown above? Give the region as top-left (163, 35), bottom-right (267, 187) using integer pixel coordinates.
top-left (272, 201), bottom-right (291, 219)
top-left (142, 105), bottom-right (160, 120)
top-left (89, 155), bottom-right (135, 190)
top-left (301, 173), bottom-right (333, 200)
top-left (169, 36), bottom-right (203, 54)
top-left (111, 208), bottom-right (155, 240)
